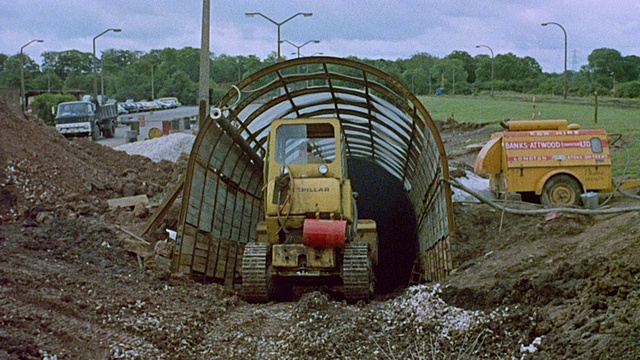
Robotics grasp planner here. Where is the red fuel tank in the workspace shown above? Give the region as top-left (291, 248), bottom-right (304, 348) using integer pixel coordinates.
top-left (303, 219), bottom-right (346, 248)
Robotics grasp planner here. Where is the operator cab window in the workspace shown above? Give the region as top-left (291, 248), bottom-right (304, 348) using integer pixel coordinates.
top-left (275, 123), bottom-right (336, 165)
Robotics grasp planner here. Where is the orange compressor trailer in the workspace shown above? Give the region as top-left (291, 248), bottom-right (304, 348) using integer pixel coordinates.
top-left (474, 119), bottom-right (638, 207)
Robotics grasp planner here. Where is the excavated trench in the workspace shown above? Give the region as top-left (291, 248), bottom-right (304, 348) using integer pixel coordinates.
top-left (349, 158), bottom-right (418, 294)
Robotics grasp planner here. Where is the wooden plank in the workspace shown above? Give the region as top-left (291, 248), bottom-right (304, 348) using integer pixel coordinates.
top-left (142, 177), bottom-right (184, 236)
top-left (194, 248), bottom-right (209, 259)
top-left (107, 194), bottom-right (148, 209)
top-left (423, 250), bottom-right (432, 283)
top-left (438, 242), bottom-right (444, 280)
top-left (206, 238), bottom-right (220, 278)
top-left (192, 256), bottom-right (207, 273)
top-left (195, 235), bottom-right (210, 251)
top-left (171, 253), bottom-right (182, 273)
top-left (179, 254), bottom-right (194, 266)
top-left (184, 225), bottom-right (197, 237)
top-left (444, 237), bottom-right (453, 273)
top-left (215, 240), bottom-right (230, 279)
top-left (114, 225), bottom-right (150, 245)
top-left (181, 234), bottom-right (195, 255)
top-left (224, 242), bottom-right (238, 286)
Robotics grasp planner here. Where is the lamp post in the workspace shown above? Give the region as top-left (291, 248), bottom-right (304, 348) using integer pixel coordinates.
top-left (245, 12), bottom-right (312, 61)
top-left (542, 22), bottom-right (567, 99)
top-left (93, 28), bottom-right (121, 103)
top-left (20, 39), bottom-right (44, 112)
top-left (280, 39), bottom-right (320, 58)
top-left (475, 44), bottom-right (494, 97)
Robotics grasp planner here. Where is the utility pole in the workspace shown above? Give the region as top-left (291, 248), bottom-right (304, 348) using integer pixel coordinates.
top-left (198, 0), bottom-right (211, 128)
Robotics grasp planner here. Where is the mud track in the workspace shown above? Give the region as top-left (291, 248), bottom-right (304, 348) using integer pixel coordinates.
top-left (1, 102), bottom-right (639, 359)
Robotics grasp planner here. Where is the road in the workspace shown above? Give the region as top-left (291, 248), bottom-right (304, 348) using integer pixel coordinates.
top-left (98, 106), bottom-right (198, 147)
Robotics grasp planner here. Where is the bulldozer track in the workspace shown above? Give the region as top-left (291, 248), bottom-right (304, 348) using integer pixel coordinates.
top-left (241, 242), bottom-right (271, 303)
top-left (343, 241), bottom-right (373, 303)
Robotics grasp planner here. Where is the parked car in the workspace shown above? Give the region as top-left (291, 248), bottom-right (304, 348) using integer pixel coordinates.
top-left (158, 97), bottom-right (181, 109)
top-left (140, 101), bottom-right (158, 111)
top-left (134, 101), bottom-right (147, 112)
top-left (122, 101), bottom-right (138, 113)
top-left (117, 103), bottom-right (128, 115)
top-left (134, 102), bottom-right (148, 112)
top-left (153, 99), bottom-right (169, 110)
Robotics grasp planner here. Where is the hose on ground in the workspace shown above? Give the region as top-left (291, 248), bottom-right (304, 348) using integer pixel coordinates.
top-left (445, 177), bottom-right (640, 215)
top-left (611, 145), bottom-right (640, 200)
top-left (616, 182), bottom-right (640, 200)
top-left (600, 144), bottom-right (629, 206)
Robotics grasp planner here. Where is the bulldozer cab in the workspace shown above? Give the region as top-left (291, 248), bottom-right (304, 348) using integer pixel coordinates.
top-left (275, 123), bottom-right (335, 165)
top-left (261, 118), bottom-right (355, 240)
top-left (267, 118), bottom-right (346, 181)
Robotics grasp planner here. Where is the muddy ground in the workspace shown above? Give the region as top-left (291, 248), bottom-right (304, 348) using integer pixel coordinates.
top-left (0, 102), bottom-right (638, 359)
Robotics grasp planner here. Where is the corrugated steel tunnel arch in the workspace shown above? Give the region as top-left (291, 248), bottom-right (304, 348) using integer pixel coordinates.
top-left (172, 56), bottom-right (454, 288)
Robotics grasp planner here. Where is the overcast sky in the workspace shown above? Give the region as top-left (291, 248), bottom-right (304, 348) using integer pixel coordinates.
top-left (2, 0), bottom-right (639, 74)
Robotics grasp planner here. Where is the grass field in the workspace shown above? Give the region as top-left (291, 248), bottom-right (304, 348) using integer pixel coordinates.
top-left (418, 94), bottom-right (640, 178)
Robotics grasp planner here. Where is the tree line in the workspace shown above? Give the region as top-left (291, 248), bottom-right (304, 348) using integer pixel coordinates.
top-left (1, 46), bottom-right (640, 108)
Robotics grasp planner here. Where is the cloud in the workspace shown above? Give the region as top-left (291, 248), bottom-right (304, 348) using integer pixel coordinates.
top-left (0, 0), bottom-right (638, 73)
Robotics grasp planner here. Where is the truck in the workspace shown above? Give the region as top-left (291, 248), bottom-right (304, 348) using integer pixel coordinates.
top-left (474, 119), bottom-right (640, 207)
top-left (241, 118), bottom-right (378, 303)
top-left (53, 97), bottom-right (118, 140)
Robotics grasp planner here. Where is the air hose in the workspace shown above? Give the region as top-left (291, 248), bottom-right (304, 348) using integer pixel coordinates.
top-left (445, 178), bottom-right (640, 215)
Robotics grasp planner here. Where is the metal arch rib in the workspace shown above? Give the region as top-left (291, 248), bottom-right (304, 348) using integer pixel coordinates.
top-left (213, 55), bottom-right (452, 187)
top-left (177, 55), bottom-right (456, 288)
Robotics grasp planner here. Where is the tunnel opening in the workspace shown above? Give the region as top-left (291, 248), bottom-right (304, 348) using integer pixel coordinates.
top-left (172, 56), bottom-right (454, 297)
top-left (348, 158), bottom-right (419, 295)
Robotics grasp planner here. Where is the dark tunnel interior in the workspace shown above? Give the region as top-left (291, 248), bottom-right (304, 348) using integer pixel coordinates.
top-left (347, 158), bottom-right (419, 294)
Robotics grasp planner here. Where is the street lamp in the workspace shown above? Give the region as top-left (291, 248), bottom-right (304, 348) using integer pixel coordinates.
top-left (93, 28), bottom-right (121, 103)
top-left (20, 39), bottom-right (44, 112)
top-left (280, 39), bottom-right (320, 58)
top-left (475, 44), bottom-right (494, 97)
top-left (245, 12), bottom-right (312, 61)
top-left (542, 22), bottom-right (567, 99)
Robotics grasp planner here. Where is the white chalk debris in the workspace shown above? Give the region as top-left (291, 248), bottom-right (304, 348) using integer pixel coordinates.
top-left (115, 133), bottom-right (195, 163)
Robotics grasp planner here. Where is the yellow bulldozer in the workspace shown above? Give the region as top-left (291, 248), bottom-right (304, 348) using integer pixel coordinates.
top-left (241, 118), bottom-right (378, 303)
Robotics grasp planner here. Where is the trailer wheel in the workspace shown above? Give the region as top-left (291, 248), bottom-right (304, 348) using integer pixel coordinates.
top-left (541, 175), bottom-right (582, 207)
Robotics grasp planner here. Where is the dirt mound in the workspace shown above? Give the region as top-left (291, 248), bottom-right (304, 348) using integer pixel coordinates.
top-left (0, 101), bottom-right (181, 226)
top-left (444, 204), bottom-right (640, 359)
top-left (0, 219), bottom-right (239, 359)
